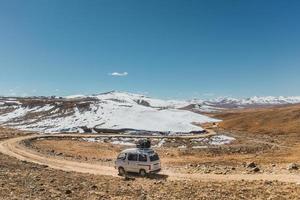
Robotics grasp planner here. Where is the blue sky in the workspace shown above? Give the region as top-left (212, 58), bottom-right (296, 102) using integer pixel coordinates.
top-left (0, 0), bottom-right (300, 99)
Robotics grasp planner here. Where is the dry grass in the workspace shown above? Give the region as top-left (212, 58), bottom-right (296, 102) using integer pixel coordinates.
top-left (0, 126), bottom-right (32, 140)
top-left (214, 104), bottom-right (300, 135)
top-left (32, 139), bottom-right (122, 161)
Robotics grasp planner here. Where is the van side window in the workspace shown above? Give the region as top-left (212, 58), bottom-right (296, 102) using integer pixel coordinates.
top-left (150, 153), bottom-right (159, 162)
top-left (138, 154), bottom-right (147, 162)
top-left (128, 153), bottom-right (138, 161)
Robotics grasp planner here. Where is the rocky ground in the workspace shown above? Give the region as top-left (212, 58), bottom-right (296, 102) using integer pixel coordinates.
top-left (1, 147), bottom-right (300, 200)
top-left (27, 132), bottom-right (300, 176)
top-left (1, 126), bottom-right (300, 199)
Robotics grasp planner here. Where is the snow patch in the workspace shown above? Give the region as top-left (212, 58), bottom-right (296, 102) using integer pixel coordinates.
top-left (110, 141), bottom-right (136, 146)
top-left (65, 95), bottom-right (87, 99)
top-left (153, 139), bottom-right (166, 148)
top-left (210, 135), bottom-right (236, 145)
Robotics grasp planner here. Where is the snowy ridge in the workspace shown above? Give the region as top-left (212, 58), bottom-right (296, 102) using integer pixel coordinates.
top-left (0, 91), bottom-right (219, 133)
top-left (207, 96), bottom-right (300, 105)
top-left (239, 96), bottom-right (300, 105)
top-left (62, 92), bottom-right (300, 108)
top-left (68, 91), bottom-right (190, 108)
top-left (186, 96), bottom-right (300, 112)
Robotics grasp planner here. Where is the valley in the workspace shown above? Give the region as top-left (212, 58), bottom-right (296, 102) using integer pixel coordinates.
top-left (1, 93), bottom-right (300, 199)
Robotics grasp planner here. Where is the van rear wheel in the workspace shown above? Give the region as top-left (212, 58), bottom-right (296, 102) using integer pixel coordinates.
top-left (139, 169), bottom-right (147, 177)
top-left (118, 167), bottom-right (125, 176)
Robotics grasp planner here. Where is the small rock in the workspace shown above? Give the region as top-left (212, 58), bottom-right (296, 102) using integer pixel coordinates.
top-left (288, 163), bottom-right (299, 171)
top-left (188, 163), bottom-right (194, 167)
top-left (251, 167), bottom-right (260, 173)
top-left (139, 194), bottom-right (147, 200)
top-left (50, 179), bottom-right (56, 183)
top-left (264, 180), bottom-right (272, 185)
top-left (155, 180), bottom-right (163, 184)
top-left (247, 162), bottom-right (257, 168)
top-left (21, 160), bottom-right (30, 164)
top-left (65, 190), bottom-right (72, 195)
top-left (91, 185), bottom-right (98, 190)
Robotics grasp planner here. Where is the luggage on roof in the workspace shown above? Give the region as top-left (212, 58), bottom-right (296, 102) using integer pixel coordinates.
top-left (136, 139), bottom-right (151, 149)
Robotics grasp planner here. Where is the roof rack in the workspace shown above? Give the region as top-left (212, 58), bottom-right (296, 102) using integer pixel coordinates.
top-left (136, 139), bottom-right (151, 149)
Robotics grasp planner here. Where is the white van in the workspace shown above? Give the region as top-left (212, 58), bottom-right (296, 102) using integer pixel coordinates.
top-left (115, 148), bottom-right (161, 177)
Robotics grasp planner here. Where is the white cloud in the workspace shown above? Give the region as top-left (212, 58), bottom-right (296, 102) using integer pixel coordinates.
top-left (109, 72), bottom-right (128, 77)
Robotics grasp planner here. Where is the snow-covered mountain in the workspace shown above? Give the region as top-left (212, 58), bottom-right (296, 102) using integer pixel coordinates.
top-left (66, 91), bottom-right (190, 108)
top-left (180, 96), bottom-right (300, 113)
top-left (0, 91), bottom-right (219, 134)
top-left (199, 96), bottom-right (300, 109)
top-left (1, 91), bottom-right (299, 134)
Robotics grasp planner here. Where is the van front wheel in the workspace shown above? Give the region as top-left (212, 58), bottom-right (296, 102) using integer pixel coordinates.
top-left (139, 169), bottom-right (147, 177)
top-left (118, 167), bottom-right (125, 176)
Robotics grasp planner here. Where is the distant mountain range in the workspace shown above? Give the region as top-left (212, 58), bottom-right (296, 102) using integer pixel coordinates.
top-left (0, 91), bottom-right (299, 133)
top-left (206, 96), bottom-right (300, 107)
top-left (184, 96), bottom-right (300, 113)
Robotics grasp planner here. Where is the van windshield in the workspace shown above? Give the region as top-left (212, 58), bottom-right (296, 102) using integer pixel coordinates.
top-left (117, 153), bottom-right (126, 160)
top-left (149, 153), bottom-right (159, 162)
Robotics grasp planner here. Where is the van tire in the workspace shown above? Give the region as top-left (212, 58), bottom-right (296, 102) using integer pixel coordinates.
top-left (118, 167), bottom-right (125, 176)
top-left (139, 169), bottom-right (147, 177)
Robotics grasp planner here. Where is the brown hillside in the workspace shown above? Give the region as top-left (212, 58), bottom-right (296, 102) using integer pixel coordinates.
top-left (214, 104), bottom-right (300, 135)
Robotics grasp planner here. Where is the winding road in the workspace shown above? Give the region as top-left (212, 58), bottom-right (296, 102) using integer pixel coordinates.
top-left (0, 134), bottom-right (300, 184)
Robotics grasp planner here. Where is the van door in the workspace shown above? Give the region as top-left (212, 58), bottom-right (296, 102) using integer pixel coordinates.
top-left (149, 153), bottom-right (161, 171)
top-left (127, 153), bottom-right (138, 173)
top-left (137, 154), bottom-right (149, 172)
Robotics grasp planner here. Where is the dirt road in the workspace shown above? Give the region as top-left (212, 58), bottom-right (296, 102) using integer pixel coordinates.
top-left (1, 134), bottom-right (300, 184)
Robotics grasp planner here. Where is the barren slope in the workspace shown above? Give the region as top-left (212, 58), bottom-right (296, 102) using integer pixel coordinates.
top-left (214, 104), bottom-right (300, 135)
